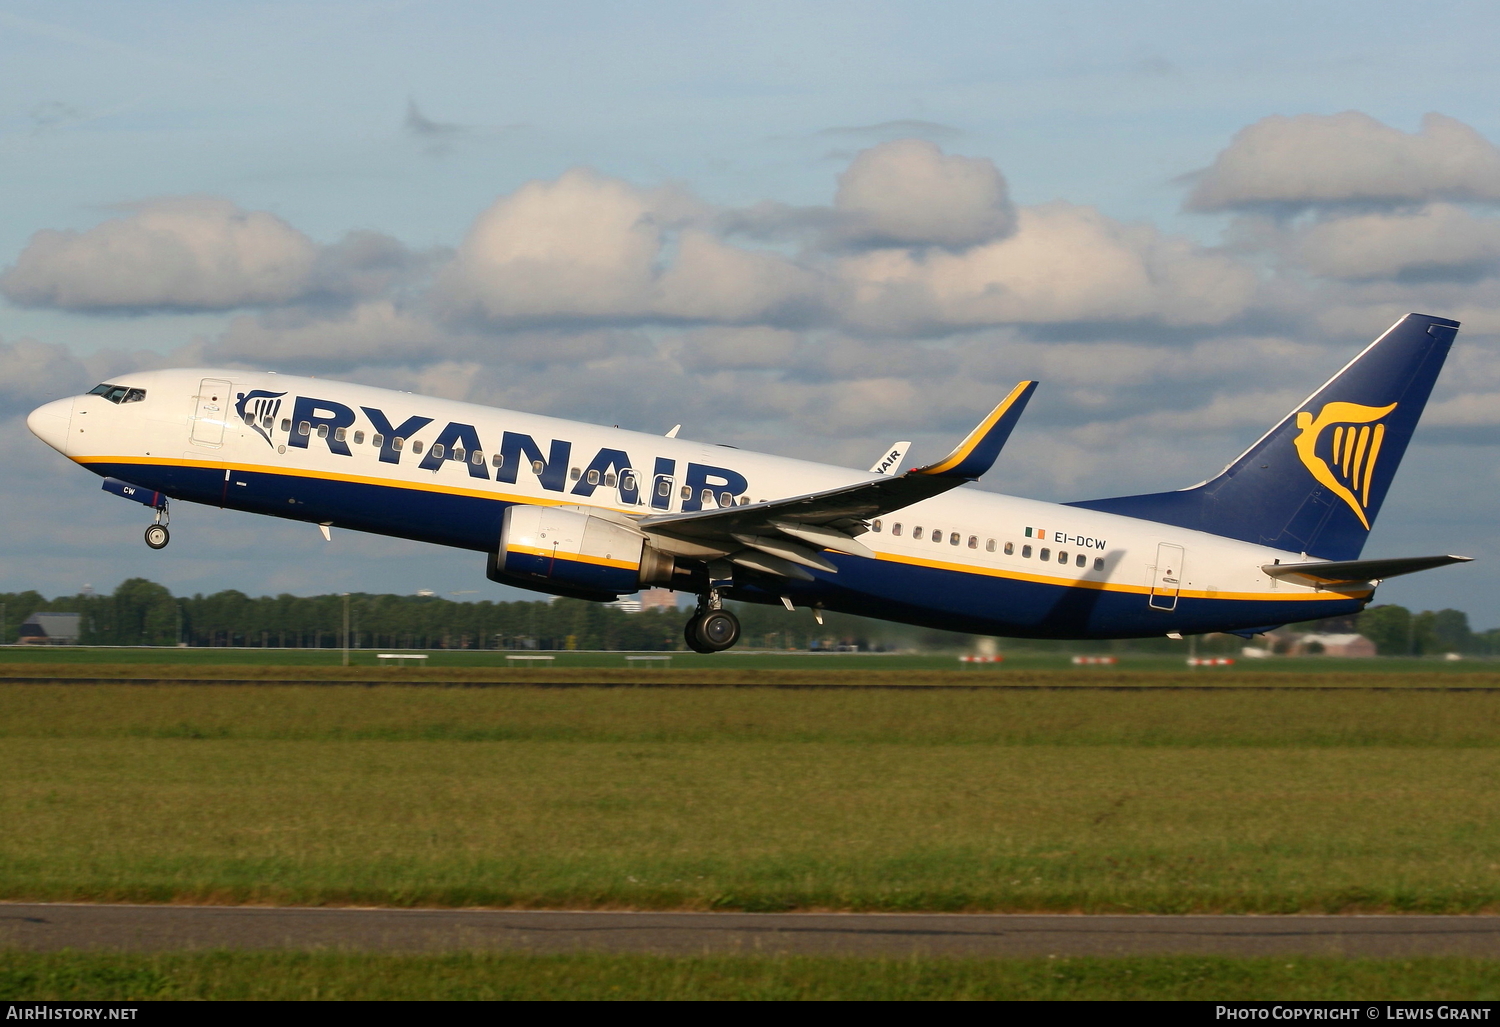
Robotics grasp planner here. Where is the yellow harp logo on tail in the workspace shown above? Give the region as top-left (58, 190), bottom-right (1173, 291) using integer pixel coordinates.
top-left (1292, 401), bottom-right (1397, 530)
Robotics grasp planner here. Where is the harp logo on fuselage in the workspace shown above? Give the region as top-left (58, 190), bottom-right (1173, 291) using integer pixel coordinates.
top-left (1292, 400), bottom-right (1397, 530)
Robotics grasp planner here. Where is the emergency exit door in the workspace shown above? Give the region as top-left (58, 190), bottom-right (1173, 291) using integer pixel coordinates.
top-left (1149, 543), bottom-right (1185, 611)
top-left (190, 378), bottom-right (234, 447)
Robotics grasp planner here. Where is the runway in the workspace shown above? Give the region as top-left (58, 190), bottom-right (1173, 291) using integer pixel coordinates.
top-left (5, 904), bottom-right (1500, 957)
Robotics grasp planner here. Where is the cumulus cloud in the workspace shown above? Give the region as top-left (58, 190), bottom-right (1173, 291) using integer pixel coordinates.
top-left (435, 168), bottom-right (819, 326)
top-left (1292, 204), bottom-right (1500, 281)
top-left (0, 336), bottom-right (90, 413)
top-left (0, 198), bottom-right (422, 314)
top-left (1, 197), bottom-right (319, 311)
top-left (834, 202), bottom-right (1257, 331)
top-left (1186, 112), bottom-right (1500, 211)
top-left (831, 139), bottom-right (1016, 248)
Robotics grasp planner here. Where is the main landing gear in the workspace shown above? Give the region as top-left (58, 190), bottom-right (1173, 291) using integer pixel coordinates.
top-left (684, 591), bottom-right (740, 653)
top-left (144, 501), bottom-right (170, 550)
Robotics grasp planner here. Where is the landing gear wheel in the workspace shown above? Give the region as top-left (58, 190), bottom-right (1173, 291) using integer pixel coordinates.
top-left (144, 525), bottom-right (170, 550)
top-left (684, 614), bottom-right (716, 654)
top-left (690, 609), bottom-right (741, 653)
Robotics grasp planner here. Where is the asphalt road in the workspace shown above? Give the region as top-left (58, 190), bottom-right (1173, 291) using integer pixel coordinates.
top-left (5, 904), bottom-right (1500, 957)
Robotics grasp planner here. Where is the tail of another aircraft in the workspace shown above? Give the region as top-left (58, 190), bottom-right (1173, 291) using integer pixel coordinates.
top-left (1068, 313), bottom-right (1460, 561)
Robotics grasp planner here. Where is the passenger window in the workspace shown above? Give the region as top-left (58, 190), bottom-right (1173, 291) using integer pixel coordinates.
top-left (492, 453), bottom-right (503, 468)
top-left (1040, 548), bottom-right (1050, 561)
top-left (244, 412), bottom-right (256, 426)
top-left (913, 527), bottom-right (923, 540)
top-left (950, 533), bottom-right (960, 546)
top-left (892, 524), bottom-right (902, 537)
top-left (393, 437), bottom-right (404, 450)
top-left (472, 451), bottom-right (484, 465)
top-left (657, 479), bottom-right (670, 497)
top-left (334, 427), bottom-right (347, 442)
top-left (740, 497), bottom-right (750, 506)
top-left (570, 467), bottom-right (581, 481)
top-left (1003, 542), bottom-right (1013, 555)
top-left (353, 431), bottom-right (364, 445)
top-left (1076, 554), bottom-right (1086, 567)
top-left (986, 539), bottom-right (996, 552)
top-left (872, 520), bottom-right (882, 532)
top-left (1022, 545), bottom-right (1032, 558)
top-left (605, 472), bottom-right (616, 487)
top-left (720, 491), bottom-right (733, 507)
top-left (681, 485), bottom-right (691, 499)
top-left (531, 459), bottom-right (544, 474)
top-left (281, 419), bottom-right (291, 433)
top-left (1093, 557), bottom-right (1104, 571)
top-left (298, 421), bottom-right (311, 436)
top-left (702, 488), bottom-right (714, 505)
top-left (411, 441), bottom-right (424, 454)
top-left (1058, 551), bottom-right (1068, 564)
top-left (431, 444), bottom-right (445, 459)
top-left (317, 424), bottom-right (329, 438)
top-left (586, 469), bottom-right (600, 485)
top-left (936, 531), bottom-right (945, 544)
top-left (372, 434), bottom-right (384, 448)
top-left (967, 536), bottom-right (977, 549)
top-left (451, 447), bottom-right (464, 462)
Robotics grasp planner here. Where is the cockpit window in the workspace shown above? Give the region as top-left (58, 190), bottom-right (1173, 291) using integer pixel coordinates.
top-left (88, 384), bottom-right (146, 405)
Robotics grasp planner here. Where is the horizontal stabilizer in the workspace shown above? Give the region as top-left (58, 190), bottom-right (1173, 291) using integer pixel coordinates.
top-left (914, 380), bottom-right (1038, 480)
top-left (1263, 554), bottom-right (1472, 586)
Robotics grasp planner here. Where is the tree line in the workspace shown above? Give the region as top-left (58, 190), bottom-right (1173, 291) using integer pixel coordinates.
top-left (0, 578), bottom-right (1491, 654)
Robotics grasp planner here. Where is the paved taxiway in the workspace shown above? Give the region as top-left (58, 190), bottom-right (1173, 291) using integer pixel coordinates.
top-left (5, 905), bottom-right (1500, 957)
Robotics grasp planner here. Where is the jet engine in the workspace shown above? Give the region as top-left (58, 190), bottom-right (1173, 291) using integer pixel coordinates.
top-left (489, 504), bottom-right (680, 601)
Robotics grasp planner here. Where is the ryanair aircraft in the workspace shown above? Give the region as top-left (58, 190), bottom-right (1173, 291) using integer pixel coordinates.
top-left (26, 313), bottom-right (1471, 652)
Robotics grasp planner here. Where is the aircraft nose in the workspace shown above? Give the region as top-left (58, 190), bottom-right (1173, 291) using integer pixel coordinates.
top-left (27, 397), bottom-right (73, 455)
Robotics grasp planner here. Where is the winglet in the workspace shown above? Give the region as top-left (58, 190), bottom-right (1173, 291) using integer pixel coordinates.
top-left (913, 381), bottom-right (1038, 480)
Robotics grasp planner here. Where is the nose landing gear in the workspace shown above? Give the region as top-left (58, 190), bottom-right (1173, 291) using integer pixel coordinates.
top-left (684, 590), bottom-right (741, 653)
top-left (144, 501), bottom-right (170, 550)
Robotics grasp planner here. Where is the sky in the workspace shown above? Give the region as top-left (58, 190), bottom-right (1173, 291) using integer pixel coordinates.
top-left (3, 0), bottom-right (1500, 624)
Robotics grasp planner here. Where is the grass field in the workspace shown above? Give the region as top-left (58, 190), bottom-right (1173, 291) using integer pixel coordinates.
top-left (0, 644), bottom-right (1493, 675)
top-left (5, 951), bottom-right (1500, 1000)
top-left (5, 681), bottom-right (1500, 912)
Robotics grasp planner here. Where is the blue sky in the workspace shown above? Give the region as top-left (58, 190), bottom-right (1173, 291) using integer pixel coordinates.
top-left (3, 0), bottom-right (1499, 625)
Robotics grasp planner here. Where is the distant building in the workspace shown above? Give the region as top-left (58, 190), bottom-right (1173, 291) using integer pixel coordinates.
top-left (639, 589), bottom-right (677, 612)
top-left (607, 597), bottom-right (643, 614)
top-left (1293, 632), bottom-right (1377, 657)
top-left (18, 612), bottom-right (81, 645)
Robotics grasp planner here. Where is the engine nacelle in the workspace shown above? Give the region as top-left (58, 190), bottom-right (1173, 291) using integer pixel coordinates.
top-left (495, 504), bottom-right (678, 599)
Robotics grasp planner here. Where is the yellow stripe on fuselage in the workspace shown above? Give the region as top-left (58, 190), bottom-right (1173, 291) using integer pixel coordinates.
top-left (86, 456), bottom-right (1367, 605)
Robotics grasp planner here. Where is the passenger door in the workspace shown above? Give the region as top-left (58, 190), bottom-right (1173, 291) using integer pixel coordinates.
top-left (189, 378), bottom-right (234, 448)
top-left (1149, 542), bottom-right (1185, 611)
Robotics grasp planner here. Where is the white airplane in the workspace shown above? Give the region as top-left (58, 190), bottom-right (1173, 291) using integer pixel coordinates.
top-left (26, 313), bottom-right (1471, 652)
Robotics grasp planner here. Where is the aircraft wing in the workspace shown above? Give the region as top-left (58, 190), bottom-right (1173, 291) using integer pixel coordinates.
top-left (638, 381), bottom-right (1037, 576)
top-left (1262, 554), bottom-right (1472, 587)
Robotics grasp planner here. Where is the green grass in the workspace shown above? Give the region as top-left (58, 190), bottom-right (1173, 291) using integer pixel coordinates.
top-left (0, 644), bottom-right (1492, 674)
top-left (5, 684), bottom-right (1500, 912)
top-left (4, 951), bottom-right (1500, 1000)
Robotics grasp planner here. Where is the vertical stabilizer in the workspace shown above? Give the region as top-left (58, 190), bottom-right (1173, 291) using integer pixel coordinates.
top-left (1068, 313), bottom-right (1459, 560)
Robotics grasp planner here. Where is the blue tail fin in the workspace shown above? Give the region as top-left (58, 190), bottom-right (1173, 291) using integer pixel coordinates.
top-left (1067, 313), bottom-right (1459, 560)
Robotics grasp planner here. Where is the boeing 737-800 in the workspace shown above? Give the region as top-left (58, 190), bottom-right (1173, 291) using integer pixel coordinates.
top-left (26, 313), bottom-right (1471, 652)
